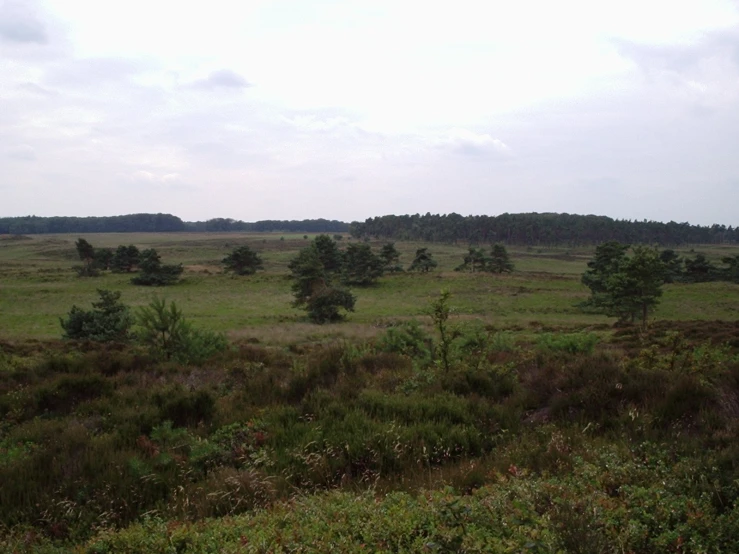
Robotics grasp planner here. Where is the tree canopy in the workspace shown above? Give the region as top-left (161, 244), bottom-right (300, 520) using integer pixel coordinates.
top-left (60, 289), bottom-right (133, 342)
top-left (581, 243), bottom-right (665, 326)
top-left (288, 236), bottom-right (355, 323)
top-left (349, 212), bottom-right (739, 246)
top-left (408, 248), bottom-right (438, 273)
top-left (222, 246), bottom-right (264, 276)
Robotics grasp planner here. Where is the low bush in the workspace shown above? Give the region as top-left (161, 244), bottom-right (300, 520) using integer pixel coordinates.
top-left (536, 332), bottom-right (600, 355)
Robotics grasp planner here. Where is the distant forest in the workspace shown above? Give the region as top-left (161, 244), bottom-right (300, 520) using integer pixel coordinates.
top-left (1, 212), bottom-right (738, 245)
top-left (349, 213), bottom-right (739, 246)
top-left (0, 214), bottom-right (349, 235)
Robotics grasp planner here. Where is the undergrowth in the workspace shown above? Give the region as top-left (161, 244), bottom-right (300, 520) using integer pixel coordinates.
top-left (1, 322), bottom-right (739, 552)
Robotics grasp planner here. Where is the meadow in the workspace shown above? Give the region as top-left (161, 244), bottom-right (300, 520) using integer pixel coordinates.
top-left (2, 232), bottom-right (737, 342)
top-left (1, 232), bottom-right (739, 553)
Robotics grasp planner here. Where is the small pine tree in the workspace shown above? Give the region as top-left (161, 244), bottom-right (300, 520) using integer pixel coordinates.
top-left (342, 243), bottom-right (383, 286)
top-left (288, 236), bottom-right (355, 323)
top-left (379, 242), bottom-right (403, 273)
top-left (111, 245), bottom-right (141, 273)
top-left (60, 289), bottom-right (133, 342)
top-left (131, 249), bottom-right (183, 286)
top-left (74, 238), bottom-right (100, 277)
top-left (408, 248), bottom-right (437, 272)
top-left (487, 244), bottom-right (514, 274)
top-left (222, 245), bottom-right (264, 275)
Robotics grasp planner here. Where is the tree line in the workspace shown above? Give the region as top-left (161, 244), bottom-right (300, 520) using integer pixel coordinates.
top-left (0, 214), bottom-right (349, 235)
top-left (349, 213), bottom-right (739, 246)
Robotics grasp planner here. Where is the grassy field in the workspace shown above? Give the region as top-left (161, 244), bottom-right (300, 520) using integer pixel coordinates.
top-left (2, 233), bottom-right (739, 552)
top-left (1, 233), bottom-right (737, 343)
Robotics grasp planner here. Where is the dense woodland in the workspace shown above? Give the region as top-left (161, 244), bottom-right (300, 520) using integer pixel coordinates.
top-left (2, 212), bottom-right (739, 246)
top-left (349, 213), bottom-right (739, 245)
top-left (0, 214), bottom-right (348, 235)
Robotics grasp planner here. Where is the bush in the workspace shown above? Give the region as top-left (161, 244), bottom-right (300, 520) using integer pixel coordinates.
top-left (155, 389), bottom-right (216, 427)
top-left (536, 332), bottom-right (600, 355)
top-left (131, 249), bottom-right (183, 286)
top-left (136, 297), bottom-right (228, 364)
top-left (377, 320), bottom-right (432, 363)
top-left (60, 289), bottom-right (133, 342)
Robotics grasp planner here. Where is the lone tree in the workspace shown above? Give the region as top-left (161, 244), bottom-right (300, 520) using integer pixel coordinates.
top-left (222, 245), bottom-right (264, 275)
top-left (408, 248), bottom-right (438, 273)
top-left (288, 236), bottom-right (355, 323)
top-left (582, 243), bottom-right (665, 327)
top-left (487, 244), bottom-right (514, 274)
top-left (131, 249), bottom-right (183, 286)
top-left (60, 289), bottom-right (133, 342)
top-left (342, 243), bottom-right (383, 286)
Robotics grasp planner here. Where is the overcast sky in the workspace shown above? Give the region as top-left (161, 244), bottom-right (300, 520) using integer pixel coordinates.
top-left (2, 0), bottom-right (739, 225)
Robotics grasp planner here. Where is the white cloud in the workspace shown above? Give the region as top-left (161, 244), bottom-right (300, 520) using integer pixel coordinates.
top-left (1, 0), bottom-right (739, 225)
top-left (7, 144), bottom-right (37, 160)
top-left (437, 129), bottom-right (511, 156)
top-left (0, 0), bottom-right (47, 44)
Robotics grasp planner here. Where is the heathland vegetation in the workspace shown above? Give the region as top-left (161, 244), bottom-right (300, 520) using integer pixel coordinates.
top-left (1, 225), bottom-right (739, 552)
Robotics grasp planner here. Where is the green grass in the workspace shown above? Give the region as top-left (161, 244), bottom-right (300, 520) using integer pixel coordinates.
top-left (2, 234), bottom-right (738, 342)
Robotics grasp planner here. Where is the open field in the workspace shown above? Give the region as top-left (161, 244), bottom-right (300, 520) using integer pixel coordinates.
top-left (1, 233), bottom-right (738, 343)
top-left (2, 233), bottom-right (739, 552)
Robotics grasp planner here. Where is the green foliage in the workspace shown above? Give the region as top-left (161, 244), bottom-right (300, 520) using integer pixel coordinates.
top-left (581, 241), bottom-right (630, 303)
top-left (659, 248), bottom-right (683, 283)
top-left (536, 332), bottom-right (600, 354)
top-left (341, 242), bottom-right (383, 286)
top-left (110, 244), bottom-right (140, 273)
top-left (60, 289), bottom-right (133, 342)
top-left (721, 254), bottom-right (739, 283)
top-left (455, 247), bottom-right (488, 272)
top-left (221, 245), bottom-right (264, 275)
top-left (377, 320), bottom-right (432, 363)
top-left (75, 238), bottom-right (95, 263)
top-left (582, 243), bottom-right (665, 325)
top-left (288, 236), bottom-right (355, 323)
top-left (312, 234), bottom-right (343, 273)
top-left (606, 246), bottom-right (665, 325)
top-left (305, 286), bottom-right (356, 324)
top-left (131, 248), bottom-right (183, 286)
top-left (684, 253), bottom-right (718, 282)
top-left (379, 242), bottom-right (403, 272)
top-left (136, 297), bottom-right (227, 363)
top-left (408, 247), bottom-right (437, 272)
top-left (74, 238), bottom-right (101, 277)
top-left (488, 243), bottom-right (514, 273)
top-left (429, 290), bottom-right (460, 372)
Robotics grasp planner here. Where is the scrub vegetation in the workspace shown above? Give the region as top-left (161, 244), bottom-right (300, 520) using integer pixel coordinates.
top-left (1, 231), bottom-right (739, 552)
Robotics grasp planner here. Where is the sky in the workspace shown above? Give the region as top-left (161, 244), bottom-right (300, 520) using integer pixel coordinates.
top-left (2, 0), bottom-right (739, 225)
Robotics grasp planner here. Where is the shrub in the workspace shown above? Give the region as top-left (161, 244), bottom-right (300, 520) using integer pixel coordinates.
top-left (536, 332), bottom-right (600, 355)
top-left (136, 297), bottom-right (228, 364)
top-left (377, 320), bottom-right (432, 363)
top-left (131, 249), bottom-right (183, 286)
top-left (155, 389), bottom-right (216, 427)
top-left (222, 246), bottom-right (264, 276)
top-left (60, 289), bottom-right (133, 342)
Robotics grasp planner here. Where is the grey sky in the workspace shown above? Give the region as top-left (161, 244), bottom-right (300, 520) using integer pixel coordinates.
top-left (2, 0), bottom-right (739, 225)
